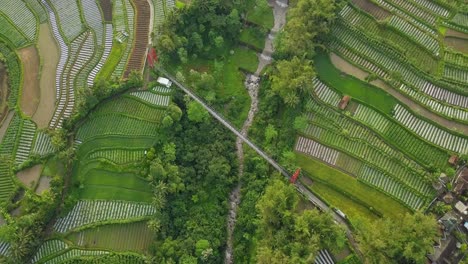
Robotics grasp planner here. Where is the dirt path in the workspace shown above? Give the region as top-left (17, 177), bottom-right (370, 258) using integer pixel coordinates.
top-left (330, 53), bottom-right (468, 134)
top-left (33, 23), bottom-right (59, 129)
top-left (19, 45), bottom-right (41, 117)
top-left (224, 0), bottom-right (288, 263)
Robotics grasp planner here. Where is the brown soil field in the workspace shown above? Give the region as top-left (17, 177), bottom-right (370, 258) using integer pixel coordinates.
top-left (35, 176), bottom-right (51, 195)
top-left (33, 24), bottom-right (58, 129)
top-left (352, 0), bottom-right (390, 20)
top-left (124, 0), bottom-right (150, 78)
top-left (17, 164), bottom-right (42, 188)
top-left (19, 46), bottom-right (40, 117)
top-left (444, 36), bottom-right (468, 54)
top-left (445, 29), bottom-right (468, 39)
top-left (99, 0), bottom-right (113, 22)
top-left (0, 110), bottom-right (14, 142)
top-left (0, 62), bottom-right (9, 124)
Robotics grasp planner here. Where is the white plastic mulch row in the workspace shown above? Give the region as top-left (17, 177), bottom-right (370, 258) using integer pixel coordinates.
top-left (398, 84), bottom-right (468, 122)
top-left (444, 65), bottom-right (468, 83)
top-left (129, 91), bottom-right (171, 107)
top-left (312, 78), bottom-right (341, 107)
top-left (445, 51), bottom-right (468, 67)
top-left (153, 0), bottom-right (166, 31)
top-left (388, 16), bottom-right (439, 55)
top-left (50, 32), bottom-right (95, 129)
top-left (373, 0), bottom-right (437, 34)
top-left (15, 120), bottom-right (36, 164)
top-left (354, 105), bottom-right (390, 132)
top-left (386, 0), bottom-right (436, 25)
top-left (413, 0), bottom-right (451, 18)
top-left (81, 0), bottom-right (104, 47)
top-left (88, 149), bottom-right (145, 164)
top-left (451, 13), bottom-right (468, 28)
top-left (332, 26), bottom-right (468, 113)
top-left (53, 200), bottom-right (157, 233)
top-left (112, 0), bottom-right (135, 78)
top-left (44, 249), bottom-right (109, 264)
top-left (421, 79), bottom-right (468, 108)
top-left (153, 85), bottom-right (173, 94)
top-left (303, 123), bottom-right (432, 196)
top-left (331, 43), bottom-right (388, 79)
top-left (359, 165), bottom-right (424, 210)
top-left (295, 137), bottom-right (339, 165)
top-left (314, 250), bottom-right (335, 264)
top-left (49, 0), bottom-right (83, 41)
top-left (393, 104), bottom-right (468, 154)
top-left (0, 0), bottom-right (37, 40)
top-left (42, 0), bottom-right (69, 103)
top-left (32, 239), bottom-right (68, 263)
top-left (0, 241), bottom-right (10, 257)
top-left (32, 132), bottom-right (55, 156)
top-left (87, 24), bottom-right (113, 86)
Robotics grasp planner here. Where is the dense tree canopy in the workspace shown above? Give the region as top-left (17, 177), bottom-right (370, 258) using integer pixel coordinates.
top-left (156, 0), bottom-right (244, 62)
top-left (356, 211), bottom-right (439, 264)
top-left (270, 57), bottom-right (316, 107)
top-left (276, 0), bottom-right (338, 58)
top-left (254, 179), bottom-right (346, 263)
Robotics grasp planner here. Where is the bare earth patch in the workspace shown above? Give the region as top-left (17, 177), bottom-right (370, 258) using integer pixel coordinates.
top-left (33, 23), bottom-right (58, 129)
top-left (19, 46), bottom-right (40, 117)
top-left (17, 164), bottom-right (42, 188)
top-left (446, 29), bottom-right (468, 39)
top-left (36, 176), bottom-right (51, 195)
top-left (444, 36), bottom-right (468, 54)
top-left (0, 111), bottom-right (14, 142)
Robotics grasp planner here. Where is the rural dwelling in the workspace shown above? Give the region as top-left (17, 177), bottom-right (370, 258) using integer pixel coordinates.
top-left (455, 201), bottom-right (468, 215)
top-left (448, 155), bottom-right (459, 166)
top-left (454, 168), bottom-right (468, 195)
top-left (157, 77), bottom-right (172, 88)
top-left (339, 95), bottom-right (350, 110)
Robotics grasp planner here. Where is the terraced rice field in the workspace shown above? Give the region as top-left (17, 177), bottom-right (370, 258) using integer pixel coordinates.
top-left (297, 0), bottom-right (468, 216)
top-left (68, 221), bottom-right (153, 253)
top-left (0, 0), bottom-right (169, 260)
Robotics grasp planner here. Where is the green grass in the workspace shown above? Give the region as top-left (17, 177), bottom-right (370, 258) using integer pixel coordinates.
top-left (84, 168), bottom-right (150, 192)
top-left (175, 0), bottom-right (185, 8)
top-left (239, 27), bottom-right (266, 51)
top-left (310, 181), bottom-right (379, 222)
top-left (96, 41), bottom-right (124, 81)
top-left (67, 221), bottom-right (153, 253)
top-left (314, 52), bottom-right (398, 115)
top-left (246, 0), bottom-right (274, 29)
top-left (297, 153), bottom-right (409, 219)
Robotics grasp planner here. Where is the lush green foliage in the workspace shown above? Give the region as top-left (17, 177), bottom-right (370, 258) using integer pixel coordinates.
top-left (276, 0), bottom-right (338, 58)
top-left (0, 42), bottom-right (21, 107)
top-left (356, 211), bottom-right (438, 264)
top-left (254, 179), bottom-right (346, 263)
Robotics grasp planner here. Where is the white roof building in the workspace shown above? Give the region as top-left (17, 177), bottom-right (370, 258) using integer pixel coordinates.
top-left (455, 201), bottom-right (467, 215)
top-left (157, 77), bottom-right (172, 88)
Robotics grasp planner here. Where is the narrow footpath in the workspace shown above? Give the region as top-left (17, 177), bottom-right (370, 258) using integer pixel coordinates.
top-left (224, 1), bottom-right (288, 262)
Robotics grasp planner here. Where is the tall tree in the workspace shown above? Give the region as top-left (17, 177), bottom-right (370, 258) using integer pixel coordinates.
top-left (276, 0), bottom-right (337, 58)
top-left (270, 57), bottom-right (315, 107)
top-left (356, 211), bottom-right (439, 264)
